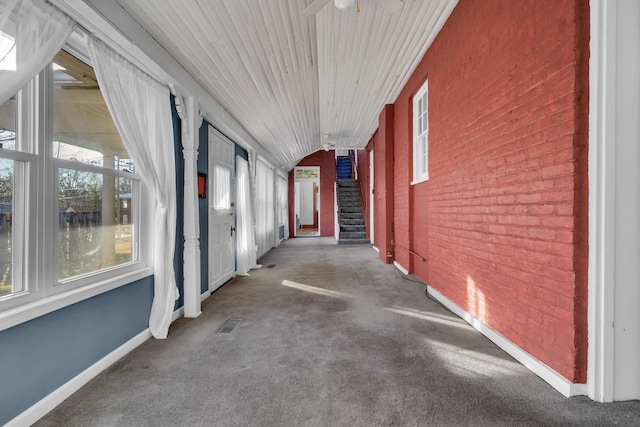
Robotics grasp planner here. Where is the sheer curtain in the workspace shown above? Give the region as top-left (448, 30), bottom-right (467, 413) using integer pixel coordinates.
top-left (0, 0), bottom-right (74, 105)
top-left (277, 175), bottom-right (289, 240)
top-left (255, 159), bottom-right (275, 258)
top-left (236, 156), bottom-right (260, 276)
top-left (88, 37), bottom-right (177, 339)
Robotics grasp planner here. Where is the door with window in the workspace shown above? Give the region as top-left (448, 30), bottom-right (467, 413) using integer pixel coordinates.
top-left (208, 128), bottom-right (235, 292)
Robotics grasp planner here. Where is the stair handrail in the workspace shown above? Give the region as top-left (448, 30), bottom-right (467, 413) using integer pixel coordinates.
top-left (349, 149), bottom-right (356, 180)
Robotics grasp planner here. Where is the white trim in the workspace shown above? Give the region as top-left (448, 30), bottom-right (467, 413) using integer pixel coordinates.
top-left (412, 80), bottom-right (429, 183)
top-left (393, 261), bottom-right (409, 276)
top-left (0, 268), bottom-right (153, 332)
top-left (427, 286), bottom-right (587, 398)
top-left (293, 166), bottom-right (321, 238)
top-left (200, 289), bottom-right (212, 302)
top-left (588, 0), bottom-right (640, 402)
top-left (372, 245), bottom-right (380, 253)
top-left (588, 0), bottom-right (616, 402)
top-left (172, 306), bottom-right (184, 322)
top-left (6, 328), bottom-right (151, 427)
top-left (369, 149), bottom-right (374, 245)
top-left (170, 290), bottom-right (213, 322)
top-left (410, 177), bottom-right (429, 186)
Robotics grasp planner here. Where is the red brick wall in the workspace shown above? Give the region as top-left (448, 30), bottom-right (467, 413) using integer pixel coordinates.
top-left (374, 106), bottom-right (395, 263)
top-left (288, 150), bottom-right (336, 237)
top-left (389, 0), bottom-right (589, 382)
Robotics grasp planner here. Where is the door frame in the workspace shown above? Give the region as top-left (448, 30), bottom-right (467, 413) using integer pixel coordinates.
top-left (293, 166), bottom-right (320, 237)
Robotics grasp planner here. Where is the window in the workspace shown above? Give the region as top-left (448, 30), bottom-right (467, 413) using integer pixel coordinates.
top-left (413, 80), bottom-right (428, 183)
top-left (0, 93), bottom-right (27, 301)
top-left (0, 41), bottom-right (146, 316)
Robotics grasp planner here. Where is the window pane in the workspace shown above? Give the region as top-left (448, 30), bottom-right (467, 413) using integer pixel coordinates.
top-left (418, 136), bottom-right (427, 175)
top-left (58, 168), bottom-right (134, 280)
top-left (0, 96), bottom-right (16, 151)
top-left (0, 159), bottom-right (14, 296)
top-left (52, 50), bottom-right (133, 172)
top-left (213, 164), bottom-right (231, 211)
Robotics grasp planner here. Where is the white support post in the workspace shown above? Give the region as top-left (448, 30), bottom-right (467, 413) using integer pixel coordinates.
top-left (589, 0), bottom-right (640, 402)
top-left (175, 94), bottom-right (203, 318)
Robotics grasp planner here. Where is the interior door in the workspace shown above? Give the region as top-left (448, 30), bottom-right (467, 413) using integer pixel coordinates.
top-left (208, 128), bottom-right (235, 292)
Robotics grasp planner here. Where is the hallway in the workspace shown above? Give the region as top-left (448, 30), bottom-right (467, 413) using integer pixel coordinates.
top-left (37, 239), bottom-right (640, 426)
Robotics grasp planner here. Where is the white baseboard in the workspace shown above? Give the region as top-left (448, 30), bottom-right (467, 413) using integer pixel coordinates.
top-left (201, 290), bottom-right (211, 302)
top-left (173, 291), bottom-right (211, 321)
top-left (7, 329), bottom-right (151, 427)
top-left (172, 306), bottom-right (184, 322)
top-left (427, 286), bottom-right (587, 398)
top-left (372, 245), bottom-right (380, 253)
top-left (393, 261), bottom-right (409, 276)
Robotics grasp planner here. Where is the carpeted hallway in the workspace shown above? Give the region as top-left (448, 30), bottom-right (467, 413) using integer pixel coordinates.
top-left (36, 238), bottom-right (640, 426)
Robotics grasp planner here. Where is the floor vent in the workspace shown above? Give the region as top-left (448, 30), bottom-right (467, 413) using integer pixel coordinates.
top-left (266, 264), bottom-right (276, 268)
top-left (218, 319), bottom-right (241, 334)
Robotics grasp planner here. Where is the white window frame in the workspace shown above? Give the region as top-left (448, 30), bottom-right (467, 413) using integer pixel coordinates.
top-left (0, 34), bottom-right (152, 331)
top-left (412, 80), bottom-right (429, 184)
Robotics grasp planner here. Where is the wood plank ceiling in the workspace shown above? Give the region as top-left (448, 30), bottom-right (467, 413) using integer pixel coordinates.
top-left (116, 0), bottom-right (458, 170)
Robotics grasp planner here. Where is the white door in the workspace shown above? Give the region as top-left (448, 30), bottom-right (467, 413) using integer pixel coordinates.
top-left (209, 128), bottom-right (235, 292)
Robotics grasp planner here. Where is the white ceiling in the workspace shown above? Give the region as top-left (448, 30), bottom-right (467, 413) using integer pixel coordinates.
top-left (116, 0), bottom-right (457, 170)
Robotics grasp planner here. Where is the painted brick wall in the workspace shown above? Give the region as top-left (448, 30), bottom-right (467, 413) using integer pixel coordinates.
top-left (374, 106), bottom-right (395, 263)
top-left (356, 147), bottom-right (371, 241)
top-left (390, 0), bottom-right (589, 382)
top-left (288, 150), bottom-right (336, 237)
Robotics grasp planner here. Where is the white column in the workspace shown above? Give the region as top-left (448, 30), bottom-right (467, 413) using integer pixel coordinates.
top-left (176, 94), bottom-right (203, 318)
top-left (589, 0), bottom-right (640, 402)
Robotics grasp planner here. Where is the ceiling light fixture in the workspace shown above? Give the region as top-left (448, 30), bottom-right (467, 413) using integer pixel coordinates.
top-left (322, 134), bottom-right (336, 151)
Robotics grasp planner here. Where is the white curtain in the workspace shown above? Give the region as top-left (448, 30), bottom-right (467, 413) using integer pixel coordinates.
top-left (276, 175), bottom-right (289, 241)
top-left (0, 0), bottom-right (74, 105)
top-left (88, 37), bottom-right (177, 339)
top-left (255, 159), bottom-right (275, 258)
top-left (236, 156), bottom-right (260, 276)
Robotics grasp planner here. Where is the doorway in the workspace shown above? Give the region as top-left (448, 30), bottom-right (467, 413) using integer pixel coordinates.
top-left (294, 166), bottom-right (320, 236)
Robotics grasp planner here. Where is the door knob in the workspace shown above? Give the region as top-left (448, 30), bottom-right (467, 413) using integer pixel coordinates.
top-left (230, 226), bottom-right (236, 237)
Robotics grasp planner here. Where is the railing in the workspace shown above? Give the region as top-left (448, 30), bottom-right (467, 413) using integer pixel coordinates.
top-left (349, 149), bottom-right (356, 179)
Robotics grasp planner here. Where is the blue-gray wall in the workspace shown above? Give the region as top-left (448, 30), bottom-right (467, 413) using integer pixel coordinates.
top-left (172, 96), bottom-right (185, 309)
top-left (235, 143), bottom-right (248, 161)
top-left (0, 276), bottom-right (153, 425)
top-left (198, 122), bottom-right (209, 295)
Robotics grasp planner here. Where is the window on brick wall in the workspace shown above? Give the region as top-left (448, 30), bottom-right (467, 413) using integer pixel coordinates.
top-left (412, 80), bottom-right (428, 184)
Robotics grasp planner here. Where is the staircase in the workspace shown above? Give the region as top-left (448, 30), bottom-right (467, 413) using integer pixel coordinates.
top-left (336, 156), bottom-right (352, 179)
top-left (336, 179), bottom-right (369, 245)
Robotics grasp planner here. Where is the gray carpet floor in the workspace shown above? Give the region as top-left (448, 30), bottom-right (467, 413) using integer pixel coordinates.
top-left (36, 238), bottom-right (640, 426)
